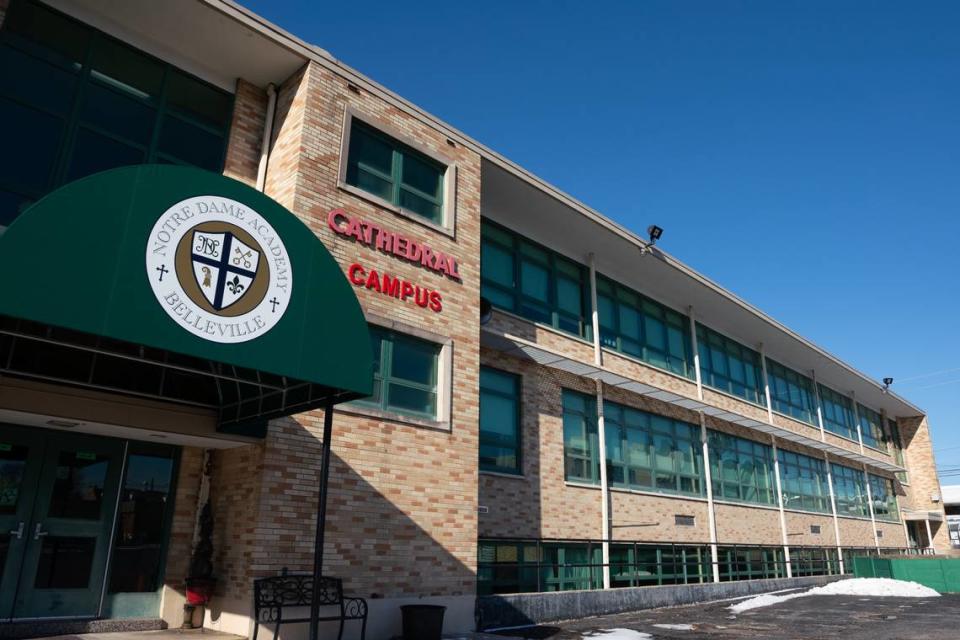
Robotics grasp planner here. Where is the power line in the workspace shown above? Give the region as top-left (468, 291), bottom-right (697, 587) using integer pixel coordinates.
top-left (897, 366), bottom-right (960, 384)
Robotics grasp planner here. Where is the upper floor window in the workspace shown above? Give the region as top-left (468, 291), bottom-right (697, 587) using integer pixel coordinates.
top-left (479, 367), bottom-right (521, 474)
top-left (868, 474), bottom-right (899, 522)
top-left (604, 400), bottom-right (703, 497)
top-left (355, 325), bottom-right (441, 420)
top-left (857, 404), bottom-right (886, 451)
top-left (708, 431), bottom-right (776, 506)
top-left (766, 359), bottom-right (817, 426)
top-left (596, 276), bottom-right (694, 379)
top-left (818, 385), bottom-right (857, 441)
top-left (345, 119), bottom-right (445, 225)
top-left (888, 418), bottom-right (908, 483)
top-left (561, 389), bottom-right (598, 484)
top-left (0, 0), bottom-right (232, 227)
top-left (481, 221), bottom-right (590, 338)
top-left (696, 325), bottom-right (764, 405)
top-left (831, 463), bottom-right (869, 518)
top-left (776, 449), bottom-right (830, 514)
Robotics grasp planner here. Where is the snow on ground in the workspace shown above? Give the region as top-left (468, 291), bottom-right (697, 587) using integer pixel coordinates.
top-left (729, 578), bottom-right (940, 614)
top-left (583, 630), bottom-right (653, 639)
top-left (652, 623), bottom-right (695, 630)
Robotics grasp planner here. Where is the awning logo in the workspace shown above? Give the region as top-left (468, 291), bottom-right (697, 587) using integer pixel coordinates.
top-left (146, 196), bottom-right (293, 344)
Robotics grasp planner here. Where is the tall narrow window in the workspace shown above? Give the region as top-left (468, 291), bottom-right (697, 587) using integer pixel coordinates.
top-left (818, 385), bottom-right (857, 441)
top-left (708, 431), bottom-right (776, 506)
top-left (479, 367), bottom-right (521, 474)
top-left (831, 463), bottom-right (869, 517)
top-left (766, 359), bottom-right (817, 426)
top-left (868, 474), bottom-right (899, 522)
top-left (481, 221), bottom-right (590, 338)
top-left (0, 0), bottom-right (232, 227)
top-left (356, 325), bottom-right (441, 420)
top-left (696, 325), bottom-right (764, 404)
top-left (562, 389), bottom-right (598, 484)
top-left (888, 418), bottom-right (908, 483)
top-left (595, 276), bottom-right (694, 378)
top-left (857, 404), bottom-right (886, 451)
top-left (345, 119), bottom-right (445, 224)
top-left (776, 449), bottom-right (830, 513)
top-left (604, 401), bottom-right (703, 497)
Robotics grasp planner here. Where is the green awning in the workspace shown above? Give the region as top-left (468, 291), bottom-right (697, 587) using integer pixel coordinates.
top-left (0, 165), bottom-right (372, 433)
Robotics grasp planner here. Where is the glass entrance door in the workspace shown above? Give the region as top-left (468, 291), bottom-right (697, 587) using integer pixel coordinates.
top-left (0, 426), bottom-right (124, 620)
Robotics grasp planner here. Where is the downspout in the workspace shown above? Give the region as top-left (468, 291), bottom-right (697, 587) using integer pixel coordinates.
top-left (256, 83), bottom-right (277, 192)
top-left (760, 344), bottom-right (791, 577)
top-left (588, 254), bottom-right (610, 589)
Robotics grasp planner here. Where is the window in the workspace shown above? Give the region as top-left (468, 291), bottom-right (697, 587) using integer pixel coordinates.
top-left (562, 389), bottom-right (598, 484)
top-left (790, 548), bottom-right (839, 577)
top-left (766, 359), bottom-right (817, 426)
top-left (603, 401), bottom-right (703, 497)
top-left (831, 463), bottom-right (869, 517)
top-left (595, 276), bottom-right (694, 378)
top-left (717, 546), bottom-right (786, 581)
top-left (345, 119), bottom-right (445, 224)
top-left (0, 0), bottom-right (232, 227)
top-left (818, 385), bottom-right (857, 441)
top-left (869, 474), bottom-right (899, 522)
top-left (708, 431), bottom-right (776, 505)
top-left (696, 325), bottom-right (764, 404)
top-left (481, 221), bottom-right (590, 338)
top-left (355, 325), bottom-right (441, 420)
top-left (857, 404), bottom-right (886, 451)
top-left (776, 449), bottom-right (830, 514)
top-left (479, 367), bottom-right (521, 474)
top-left (888, 419), bottom-right (908, 483)
top-left (610, 544), bottom-right (710, 587)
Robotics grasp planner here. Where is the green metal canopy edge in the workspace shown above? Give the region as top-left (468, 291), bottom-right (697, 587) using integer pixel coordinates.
top-left (0, 165), bottom-right (372, 400)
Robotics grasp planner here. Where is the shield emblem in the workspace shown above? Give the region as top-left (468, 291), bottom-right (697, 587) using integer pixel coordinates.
top-left (191, 231), bottom-right (260, 311)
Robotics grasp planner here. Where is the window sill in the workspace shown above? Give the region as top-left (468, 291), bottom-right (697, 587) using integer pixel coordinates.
top-left (770, 409), bottom-right (820, 432)
top-left (608, 485), bottom-right (707, 504)
top-left (835, 513), bottom-right (874, 523)
top-left (701, 385), bottom-right (768, 413)
top-left (338, 182), bottom-right (455, 239)
top-left (565, 480), bottom-right (600, 491)
top-left (600, 347), bottom-right (697, 389)
top-left (712, 498), bottom-right (780, 512)
top-left (337, 404), bottom-right (450, 432)
top-left (782, 505), bottom-right (835, 518)
top-left (480, 469), bottom-right (526, 480)
top-left (488, 307), bottom-right (594, 348)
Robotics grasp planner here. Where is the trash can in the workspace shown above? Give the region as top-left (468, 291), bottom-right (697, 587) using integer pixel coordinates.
top-left (400, 604), bottom-right (446, 640)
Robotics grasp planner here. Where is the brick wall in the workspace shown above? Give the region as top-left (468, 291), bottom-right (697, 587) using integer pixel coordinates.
top-left (899, 415), bottom-right (950, 549)
top-left (223, 79), bottom-right (268, 188)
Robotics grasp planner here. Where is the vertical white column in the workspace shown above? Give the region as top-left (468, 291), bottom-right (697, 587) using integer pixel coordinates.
top-left (811, 370), bottom-right (827, 442)
top-left (595, 379), bottom-right (611, 589)
top-left (688, 307), bottom-right (703, 401)
top-left (588, 255), bottom-right (610, 588)
top-left (759, 343), bottom-right (774, 424)
top-left (862, 464), bottom-right (880, 551)
top-left (924, 519), bottom-right (935, 553)
top-left (588, 254), bottom-right (602, 368)
top-left (699, 412), bottom-right (720, 582)
top-left (771, 437), bottom-right (792, 577)
top-left (824, 452), bottom-right (845, 574)
top-left (851, 392), bottom-right (865, 454)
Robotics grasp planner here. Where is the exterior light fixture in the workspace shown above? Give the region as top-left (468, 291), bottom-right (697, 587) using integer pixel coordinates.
top-left (639, 225), bottom-right (664, 256)
top-left (882, 377), bottom-right (894, 393)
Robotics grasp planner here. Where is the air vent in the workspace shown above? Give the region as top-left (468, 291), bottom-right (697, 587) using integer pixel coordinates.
top-left (675, 514), bottom-right (695, 527)
top-left (810, 525), bottom-right (821, 534)
top-left (877, 530), bottom-right (884, 539)
top-left (478, 506), bottom-right (489, 514)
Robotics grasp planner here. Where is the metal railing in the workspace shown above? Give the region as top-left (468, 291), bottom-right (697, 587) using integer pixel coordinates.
top-left (477, 537), bottom-right (921, 596)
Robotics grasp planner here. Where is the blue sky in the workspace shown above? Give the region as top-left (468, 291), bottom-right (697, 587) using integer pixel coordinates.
top-left (245, 0), bottom-right (960, 483)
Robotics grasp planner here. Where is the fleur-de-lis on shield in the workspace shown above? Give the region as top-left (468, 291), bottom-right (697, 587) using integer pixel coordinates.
top-left (226, 275), bottom-right (245, 295)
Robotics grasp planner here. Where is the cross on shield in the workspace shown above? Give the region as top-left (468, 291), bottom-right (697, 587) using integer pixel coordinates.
top-left (191, 230), bottom-right (261, 311)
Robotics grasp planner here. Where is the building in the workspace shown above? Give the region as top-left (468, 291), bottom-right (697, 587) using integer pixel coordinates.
top-left (0, 1), bottom-right (950, 638)
top-left (944, 485), bottom-right (960, 549)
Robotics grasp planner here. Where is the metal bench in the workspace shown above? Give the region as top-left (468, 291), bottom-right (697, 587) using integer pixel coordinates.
top-left (253, 573), bottom-right (367, 640)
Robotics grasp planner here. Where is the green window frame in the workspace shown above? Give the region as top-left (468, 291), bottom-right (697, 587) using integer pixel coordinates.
top-left (888, 418), bottom-right (908, 483)
top-left (610, 544), bottom-right (711, 587)
top-left (766, 359), bottom-right (817, 426)
top-left (857, 403), bottom-right (886, 451)
top-left (481, 220), bottom-right (591, 338)
top-left (869, 474), bottom-right (899, 522)
top-left (790, 548), bottom-right (840, 577)
top-left (696, 324), bottom-right (764, 405)
top-left (776, 449), bottom-right (831, 514)
top-left (708, 431), bottom-right (776, 506)
top-left (830, 463), bottom-right (869, 517)
top-left (562, 389), bottom-right (599, 484)
top-left (345, 118), bottom-right (445, 225)
top-left (595, 276), bottom-right (694, 378)
top-left (479, 367), bottom-right (522, 474)
top-left (717, 547), bottom-right (787, 581)
top-left (0, 0), bottom-right (233, 227)
top-left (354, 325), bottom-right (441, 420)
top-left (818, 385), bottom-right (857, 440)
top-left (476, 540), bottom-right (541, 595)
top-left (603, 401), bottom-right (703, 497)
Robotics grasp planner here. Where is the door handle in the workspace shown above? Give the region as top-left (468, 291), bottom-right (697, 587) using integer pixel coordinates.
top-left (33, 523), bottom-right (48, 540)
top-left (8, 522), bottom-right (24, 539)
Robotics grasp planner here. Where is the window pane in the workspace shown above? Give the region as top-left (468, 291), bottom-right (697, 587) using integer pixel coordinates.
top-left (401, 151), bottom-right (442, 199)
top-left (6, 1), bottom-right (89, 65)
top-left (66, 127), bottom-right (144, 181)
top-left (399, 188), bottom-right (441, 222)
top-left (48, 450), bottom-right (109, 520)
top-left (0, 98), bottom-right (62, 193)
top-left (481, 241), bottom-right (514, 287)
top-left (89, 37), bottom-right (163, 99)
top-left (390, 336), bottom-right (438, 385)
top-left (81, 83), bottom-right (156, 145)
top-left (520, 260), bottom-right (549, 302)
top-left (158, 115), bottom-right (224, 170)
top-left (556, 276), bottom-right (581, 315)
top-left (347, 124), bottom-right (393, 183)
top-left (0, 45), bottom-right (78, 114)
top-left (166, 70), bottom-right (233, 128)
top-left (387, 384), bottom-right (436, 415)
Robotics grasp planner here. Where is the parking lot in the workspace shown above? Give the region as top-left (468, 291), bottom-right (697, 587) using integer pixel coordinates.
top-left (493, 592), bottom-right (960, 639)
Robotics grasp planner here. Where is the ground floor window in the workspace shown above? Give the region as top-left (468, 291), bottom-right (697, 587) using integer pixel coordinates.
top-left (562, 389), bottom-right (599, 484)
top-left (609, 544), bottom-right (711, 587)
top-left (355, 324), bottom-right (442, 420)
top-left (790, 547), bottom-right (840, 576)
top-left (476, 540), bottom-right (602, 595)
top-left (479, 367), bottom-right (521, 474)
top-left (717, 546), bottom-right (786, 581)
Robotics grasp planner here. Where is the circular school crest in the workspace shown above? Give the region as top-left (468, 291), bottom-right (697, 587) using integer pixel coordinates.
top-left (145, 195), bottom-right (293, 344)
